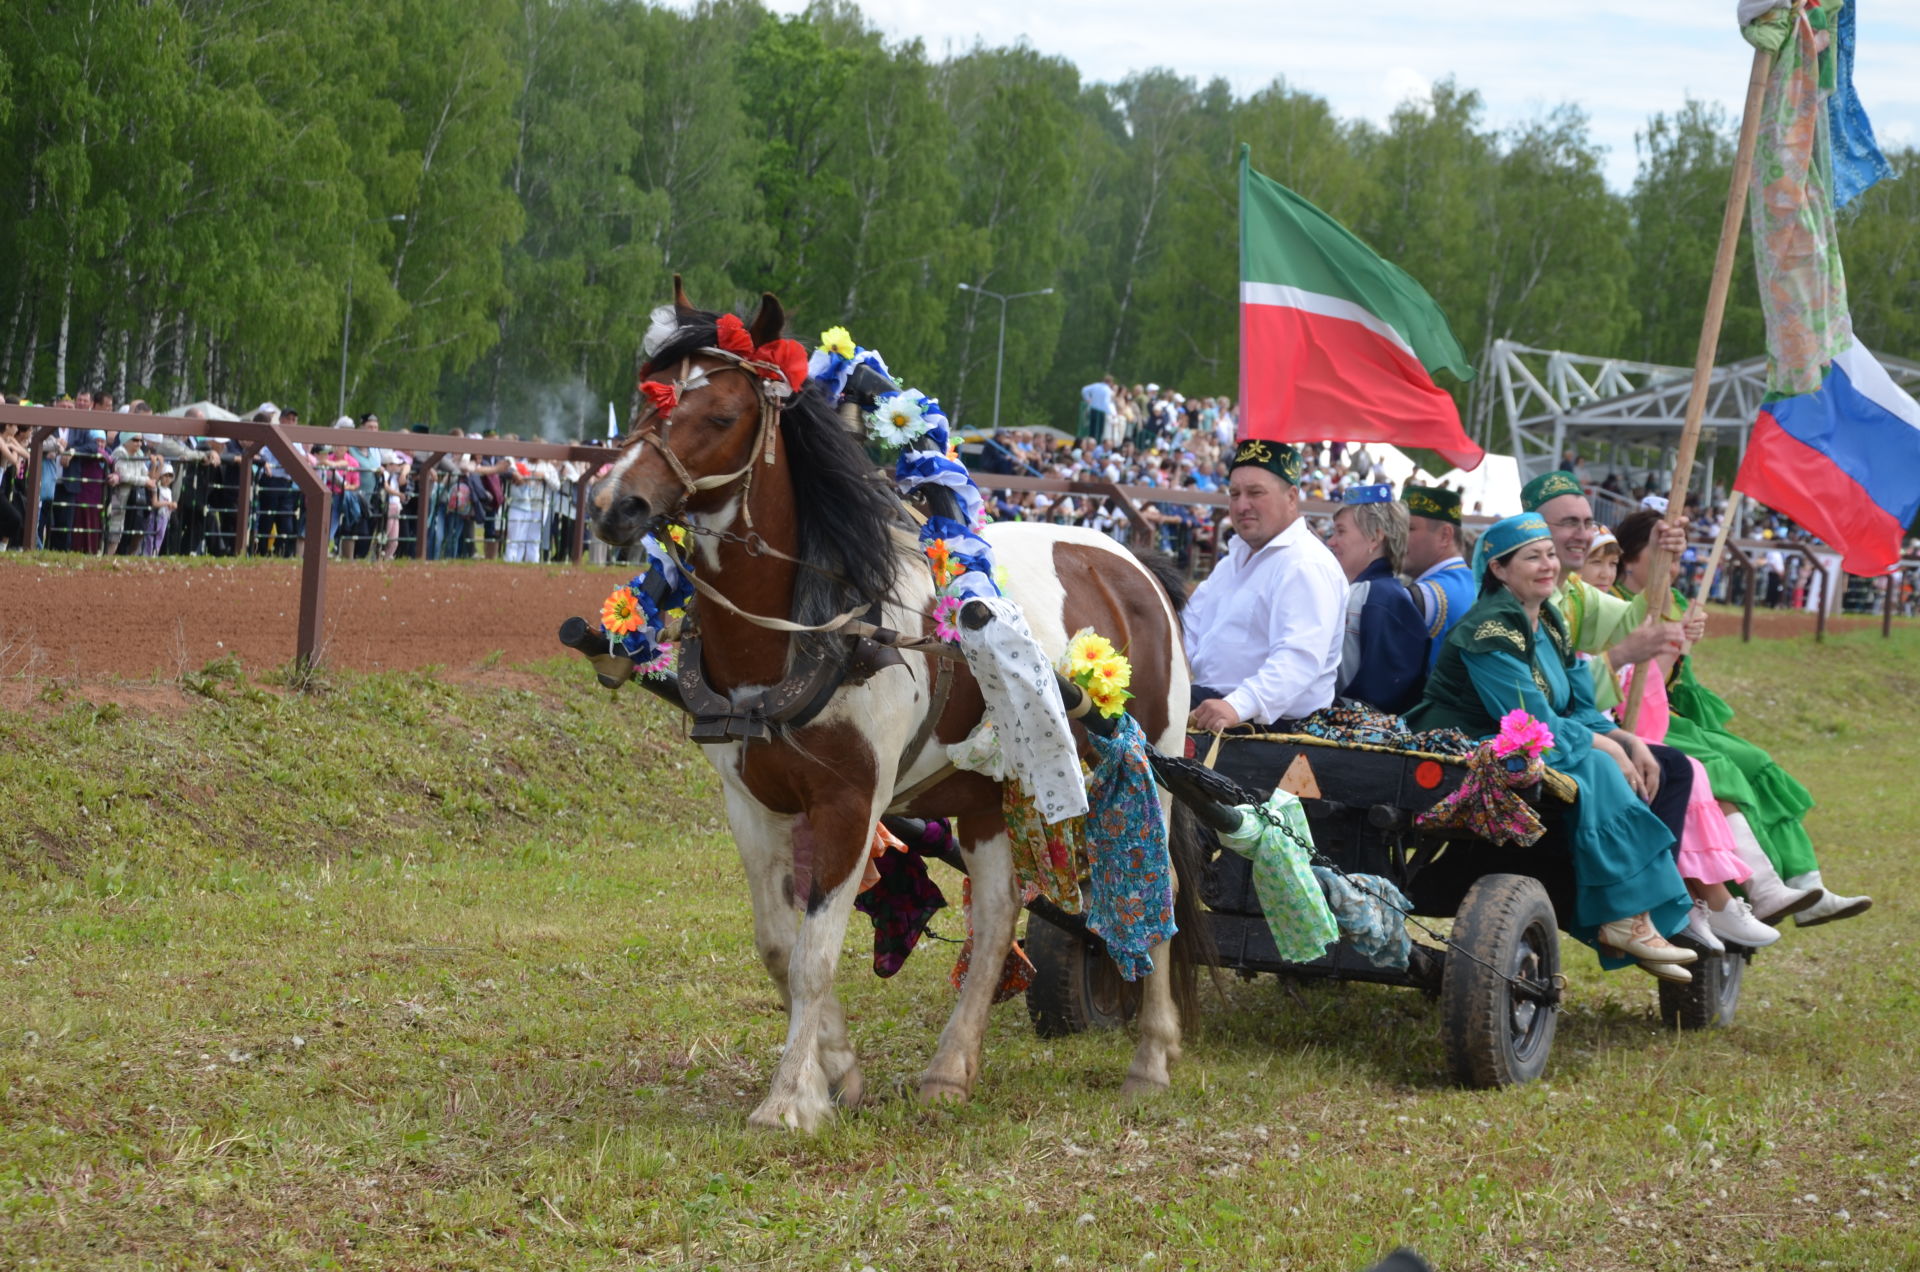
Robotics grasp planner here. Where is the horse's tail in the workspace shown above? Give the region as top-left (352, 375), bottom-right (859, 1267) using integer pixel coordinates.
top-left (1129, 545), bottom-right (1188, 620)
top-left (1167, 800), bottom-right (1217, 1027)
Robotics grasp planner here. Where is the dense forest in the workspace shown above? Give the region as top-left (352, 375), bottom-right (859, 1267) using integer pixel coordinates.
top-left (1, 0), bottom-right (1915, 441)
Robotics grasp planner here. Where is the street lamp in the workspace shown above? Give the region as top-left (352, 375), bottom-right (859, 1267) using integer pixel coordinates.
top-left (339, 213), bottom-right (408, 421)
top-left (957, 281), bottom-right (1054, 432)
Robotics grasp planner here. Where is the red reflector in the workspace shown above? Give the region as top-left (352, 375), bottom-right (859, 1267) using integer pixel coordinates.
top-left (1415, 760), bottom-right (1445, 790)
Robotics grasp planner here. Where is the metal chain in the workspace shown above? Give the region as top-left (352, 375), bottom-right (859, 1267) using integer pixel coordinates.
top-left (1242, 797), bottom-right (1564, 1001)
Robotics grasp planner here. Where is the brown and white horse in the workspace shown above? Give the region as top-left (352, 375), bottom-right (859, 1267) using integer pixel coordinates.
top-left (592, 289), bottom-right (1195, 1131)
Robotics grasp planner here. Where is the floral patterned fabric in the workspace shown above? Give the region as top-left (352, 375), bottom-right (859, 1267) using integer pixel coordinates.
top-left (949, 876), bottom-right (1035, 1004)
top-left (1312, 867), bottom-right (1413, 971)
top-left (1219, 790), bottom-right (1340, 963)
top-left (1002, 780), bottom-right (1085, 913)
top-left (1414, 741), bottom-right (1549, 848)
top-left (1081, 713), bottom-right (1177, 982)
top-left (1293, 702), bottom-right (1474, 756)
top-left (1750, 6), bottom-right (1852, 399)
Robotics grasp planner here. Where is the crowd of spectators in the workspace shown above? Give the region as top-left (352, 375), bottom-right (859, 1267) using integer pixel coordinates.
top-left (0, 393), bottom-right (593, 563)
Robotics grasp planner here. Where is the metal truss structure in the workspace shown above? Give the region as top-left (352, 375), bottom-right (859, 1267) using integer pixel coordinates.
top-left (1487, 337), bottom-right (1920, 494)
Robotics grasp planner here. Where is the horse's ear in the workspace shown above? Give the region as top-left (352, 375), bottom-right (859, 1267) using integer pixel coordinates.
top-left (748, 292), bottom-right (786, 347)
top-left (672, 273), bottom-right (695, 315)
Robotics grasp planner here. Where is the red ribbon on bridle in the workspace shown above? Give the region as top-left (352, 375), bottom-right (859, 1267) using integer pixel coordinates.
top-left (714, 314), bottom-right (808, 393)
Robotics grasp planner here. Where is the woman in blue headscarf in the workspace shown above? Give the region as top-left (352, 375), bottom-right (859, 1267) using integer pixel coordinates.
top-left (1407, 513), bottom-right (1697, 981)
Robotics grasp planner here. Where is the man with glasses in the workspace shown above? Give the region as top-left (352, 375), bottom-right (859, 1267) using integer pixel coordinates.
top-left (1521, 469), bottom-right (1696, 713)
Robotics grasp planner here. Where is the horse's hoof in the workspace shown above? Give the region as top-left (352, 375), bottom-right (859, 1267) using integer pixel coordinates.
top-left (917, 1076), bottom-right (971, 1105)
top-left (1119, 1072), bottom-right (1171, 1101)
top-left (747, 1095), bottom-right (832, 1132)
top-left (831, 1067), bottom-right (867, 1110)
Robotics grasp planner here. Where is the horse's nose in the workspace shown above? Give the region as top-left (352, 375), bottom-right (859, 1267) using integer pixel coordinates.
top-left (593, 492), bottom-right (652, 545)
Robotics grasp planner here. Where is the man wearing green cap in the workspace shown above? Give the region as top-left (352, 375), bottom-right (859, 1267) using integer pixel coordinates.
top-left (1521, 469), bottom-right (1698, 711)
top-left (1401, 483), bottom-right (1476, 671)
top-left (1184, 438), bottom-right (1347, 732)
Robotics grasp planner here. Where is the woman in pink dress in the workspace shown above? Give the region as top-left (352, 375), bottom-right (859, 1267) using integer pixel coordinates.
top-left (1582, 542), bottom-right (1778, 952)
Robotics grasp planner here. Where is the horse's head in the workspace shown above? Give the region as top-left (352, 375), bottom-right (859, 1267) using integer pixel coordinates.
top-left (592, 280), bottom-right (796, 547)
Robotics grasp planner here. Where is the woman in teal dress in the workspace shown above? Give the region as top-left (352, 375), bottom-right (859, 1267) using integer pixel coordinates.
top-left (1407, 514), bottom-right (1698, 981)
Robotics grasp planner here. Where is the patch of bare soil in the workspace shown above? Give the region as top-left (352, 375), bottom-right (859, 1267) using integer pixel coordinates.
top-left (0, 555), bottom-right (627, 686)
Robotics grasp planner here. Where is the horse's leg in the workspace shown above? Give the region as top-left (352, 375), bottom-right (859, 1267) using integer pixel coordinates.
top-left (920, 819), bottom-right (1017, 1104)
top-left (745, 797), bottom-right (876, 1132)
top-left (722, 790), bottom-right (864, 1118)
top-left (1122, 793), bottom-right (1182, 1097)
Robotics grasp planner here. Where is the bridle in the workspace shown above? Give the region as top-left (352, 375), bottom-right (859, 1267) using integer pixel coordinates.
top-left (619, 346), bottom-right (934, 641)
top-left (621, 348), bottom-right (787, 531)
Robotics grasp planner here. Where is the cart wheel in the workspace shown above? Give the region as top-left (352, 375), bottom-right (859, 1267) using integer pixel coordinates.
top-left (1658, 947), bottom-right (1745, 1030)
top-left (1441, 873), bottom-right (1559, 1088)
top-left (1024, 914), bottom-right (1135, 1038)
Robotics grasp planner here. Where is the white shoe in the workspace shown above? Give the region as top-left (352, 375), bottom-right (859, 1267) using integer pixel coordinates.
top-left (1684, 900), bottom-right (1726, 952)
top-left (1725, 813), bottom-right (1822, 924)
top-left (1706, 897), bottom-right (1781, 948)
top-left (1785, 872), bottom-right (1873, 927)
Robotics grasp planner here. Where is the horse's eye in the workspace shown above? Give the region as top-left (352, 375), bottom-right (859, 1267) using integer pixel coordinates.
top-left (708, 413), bottom-right (739, 428)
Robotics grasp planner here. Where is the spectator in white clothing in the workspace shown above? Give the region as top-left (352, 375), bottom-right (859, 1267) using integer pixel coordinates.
top-left (1183, 438), bottom-right (1348, 732)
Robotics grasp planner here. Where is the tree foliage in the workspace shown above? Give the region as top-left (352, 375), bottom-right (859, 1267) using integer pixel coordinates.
top-left (0, 0), bottom-right (1914, 439)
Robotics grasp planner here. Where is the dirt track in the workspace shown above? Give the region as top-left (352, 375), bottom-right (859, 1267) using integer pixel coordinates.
top-left (0, 555), bottom-right (629, 680)
top-left (0, 555), bottom-right (1904, 686)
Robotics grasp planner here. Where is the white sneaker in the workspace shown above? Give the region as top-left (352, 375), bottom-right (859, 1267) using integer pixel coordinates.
top-left (1684, 900), bottom-right (1726, 952)
top-left (1707, 897), bottom-right (1782, 948)
top-left (1786, 872), bottom-right (1873, 927)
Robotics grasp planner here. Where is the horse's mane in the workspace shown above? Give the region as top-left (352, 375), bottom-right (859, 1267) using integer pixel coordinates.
top-left (645, 310), bottom-right (905, 644)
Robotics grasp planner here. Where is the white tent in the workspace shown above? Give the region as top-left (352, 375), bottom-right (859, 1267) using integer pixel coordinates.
top-left (1345, 442), bottom-right (1523, 520)
top-left (1438, 454), bottom-right (1522, 520)
top-left (161, 401), bottom-right (241, 422)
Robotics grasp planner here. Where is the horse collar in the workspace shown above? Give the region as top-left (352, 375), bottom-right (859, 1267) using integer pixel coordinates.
top-left (678, 599), bottom-right (903, 745)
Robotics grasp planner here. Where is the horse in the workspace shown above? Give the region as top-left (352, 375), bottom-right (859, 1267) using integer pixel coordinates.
top-left (590, 284), bottom-right (1199, 1131)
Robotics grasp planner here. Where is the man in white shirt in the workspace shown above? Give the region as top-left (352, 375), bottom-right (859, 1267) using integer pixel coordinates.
top-left (1184, 438), bottom-right (1347, 731)
top-left (1080, 376), bottom-right (1115, 440)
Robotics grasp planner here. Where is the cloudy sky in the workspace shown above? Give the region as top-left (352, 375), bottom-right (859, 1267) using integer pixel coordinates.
top-left (760, 0), bottom-right (1920, 191)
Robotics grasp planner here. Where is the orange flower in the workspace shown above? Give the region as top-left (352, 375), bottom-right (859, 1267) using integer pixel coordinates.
top-left (601, 587), bottom-right (643, 636)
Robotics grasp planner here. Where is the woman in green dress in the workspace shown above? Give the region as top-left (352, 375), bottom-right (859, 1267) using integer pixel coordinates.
top-left (1609, 510), bottom-right (1871, 928)
top-left (1407, 514), bottom-right (1698, 981)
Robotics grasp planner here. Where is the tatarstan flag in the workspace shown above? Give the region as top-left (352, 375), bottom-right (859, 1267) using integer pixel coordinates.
top-left (1239, 145), bottom-right (1483, 471)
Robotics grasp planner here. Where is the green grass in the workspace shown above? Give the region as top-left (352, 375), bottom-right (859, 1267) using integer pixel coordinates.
top-left (2, 632), bottom-right (1918, 1270)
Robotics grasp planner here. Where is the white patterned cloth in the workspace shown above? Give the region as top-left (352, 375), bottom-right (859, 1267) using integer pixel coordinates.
top-left (952, 597), bottom-right (1087, 824)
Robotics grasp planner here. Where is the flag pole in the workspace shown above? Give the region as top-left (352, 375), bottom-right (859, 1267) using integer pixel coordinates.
top-left (1687, 491), bottom-right (1745, 622)
top-left (1621, 45), bottom-right (1774, 730)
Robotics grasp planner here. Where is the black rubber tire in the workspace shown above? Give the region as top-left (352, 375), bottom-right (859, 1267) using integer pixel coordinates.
top-left (1440, 873), bottom-right (1560, 1088)
top-left (1024, 914), bottom-right (1135, 1037)
top-left (1659, 948), bottom-right (1745, 1029)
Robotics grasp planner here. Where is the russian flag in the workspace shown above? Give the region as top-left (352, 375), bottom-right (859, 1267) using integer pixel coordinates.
top-left (1737, 343), bottom-right (1920, 575)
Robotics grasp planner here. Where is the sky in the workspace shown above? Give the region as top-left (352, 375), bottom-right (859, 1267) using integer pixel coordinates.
top-left (759, 0), bottom-right (1920, 192)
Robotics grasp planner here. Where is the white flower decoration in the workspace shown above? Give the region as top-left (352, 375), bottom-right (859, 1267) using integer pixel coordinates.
top-left (866, 390), bottom-right (933, 448)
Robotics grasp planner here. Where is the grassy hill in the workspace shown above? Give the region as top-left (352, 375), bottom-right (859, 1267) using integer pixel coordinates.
top-left (2, 632), bottom-right (1917, 1269)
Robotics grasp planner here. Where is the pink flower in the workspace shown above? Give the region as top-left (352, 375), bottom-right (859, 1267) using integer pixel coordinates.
top-left (1493, 708), bottom-right (1554, 759)
top-left (931, 595), bottom-right (964, 643)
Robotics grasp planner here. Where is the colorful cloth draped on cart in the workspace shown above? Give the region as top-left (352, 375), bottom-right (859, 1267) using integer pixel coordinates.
top-left (1219, 789), bottom-right (1340, 963)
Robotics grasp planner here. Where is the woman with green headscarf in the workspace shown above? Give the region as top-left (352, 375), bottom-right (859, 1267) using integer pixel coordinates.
top-left (1408, 514), bottom-right (1698, 981)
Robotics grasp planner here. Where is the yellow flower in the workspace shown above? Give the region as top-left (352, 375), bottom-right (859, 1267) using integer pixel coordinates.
top-left (818, 326), bottom-right (856, 359)
top-left (667, 523), bottom-right (688, 548)
top-left (1085, 679), bottom-right (1130, 719)
top-left (1094, 658), bottom-right (1131, 691)
top-left (601, 587), bottom-right (643, 636)
top-left (1066, 630), bottom-right (1116, 671)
